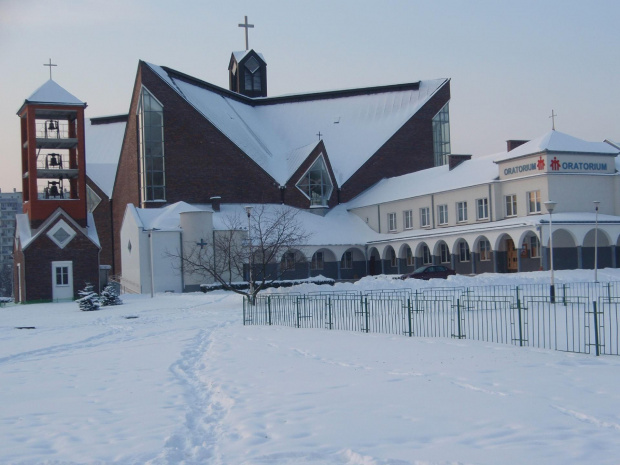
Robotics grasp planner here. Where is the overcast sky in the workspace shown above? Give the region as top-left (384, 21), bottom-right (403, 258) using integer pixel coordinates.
top-left (1, 0), bottom-right (618, 192)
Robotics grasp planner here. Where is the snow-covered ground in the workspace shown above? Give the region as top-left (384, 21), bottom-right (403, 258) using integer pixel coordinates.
top-left (2, 270), bottom-right (620, 465)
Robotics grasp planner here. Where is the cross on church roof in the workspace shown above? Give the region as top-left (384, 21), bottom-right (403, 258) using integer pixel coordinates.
top-left (44, 58), bottom-right (57, 80)
top-left (549, 109), bottom-right (557, 130)
top-left (238, 15), bottom-right (254, 51)
top-left (317, 131), bottom-right (323, 140)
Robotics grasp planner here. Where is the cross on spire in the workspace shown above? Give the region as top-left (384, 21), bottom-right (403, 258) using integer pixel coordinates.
top-left (238, 15), bottom-right (254, 50)
top-left (316, 131), bottom-right (323, 140)
top-left (549, 109), bottom-right (557, 130)
top-left (44, 58), bottom-right (57, 80)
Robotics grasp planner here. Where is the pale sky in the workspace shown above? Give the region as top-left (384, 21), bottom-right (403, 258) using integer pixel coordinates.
top-left (1, 0), bottom-right (618, 192)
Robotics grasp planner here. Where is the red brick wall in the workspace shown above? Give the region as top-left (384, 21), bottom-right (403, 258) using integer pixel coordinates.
top-left (88, 178), bottom-right (114, 270)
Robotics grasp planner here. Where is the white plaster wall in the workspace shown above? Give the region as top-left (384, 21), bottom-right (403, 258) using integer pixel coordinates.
top-left (119, 208), bottom-right (144, 294)
top-left (151, 230), bottom-right (183, 293)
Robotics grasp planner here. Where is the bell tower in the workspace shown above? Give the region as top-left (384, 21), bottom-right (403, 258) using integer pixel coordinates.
top-left (17, 79), bottom-right (88, 227)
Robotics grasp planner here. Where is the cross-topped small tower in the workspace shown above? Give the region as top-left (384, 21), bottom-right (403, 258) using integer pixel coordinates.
top-left (44, 58), bottom-right (57, 80)
top-left (238, 16), bottom-right (254, 50)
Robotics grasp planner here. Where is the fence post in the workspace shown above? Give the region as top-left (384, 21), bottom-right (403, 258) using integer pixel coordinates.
top-left (593, 300), bottom-right (600, 356)
top-left (516, 286), bottom-right (523, 347)
top-left (455, 298), bottom-right (463, 339)
top-left (296, 296), bottom-right (300, 328)
top-left (407, 297), bottom-right (412, 337)
top-left (562, 283), bottom-right (567, 306)
top-left (364, 296), bottom-right (369, 333)
top-left (243, 296), bottom-right (246, 325)
top-left (328, 296), bottom-right (333, 329)
top-left (607, 282), bottom-right (612, 305)
top-left (268, 296), bottom-right (272, 326)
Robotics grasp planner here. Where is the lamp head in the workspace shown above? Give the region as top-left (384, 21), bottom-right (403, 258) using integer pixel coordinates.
top-left (543, 201), bottom-right (557, 214)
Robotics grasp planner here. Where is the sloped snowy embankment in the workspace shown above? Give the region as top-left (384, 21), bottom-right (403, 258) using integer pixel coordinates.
top-left (1, 270), bottom-right (620, 464)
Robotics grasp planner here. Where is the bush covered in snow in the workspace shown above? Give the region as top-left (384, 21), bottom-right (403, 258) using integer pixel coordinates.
top-left (76, 283), bottom-right (100, 311)
top-left (100, 283), bottom-right (122, 306)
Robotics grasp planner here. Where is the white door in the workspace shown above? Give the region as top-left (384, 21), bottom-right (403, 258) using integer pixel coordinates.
top-left (52, 261), bottom-right (73, 301)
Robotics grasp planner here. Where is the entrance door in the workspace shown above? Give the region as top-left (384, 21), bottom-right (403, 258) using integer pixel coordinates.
top-left (506, 239), bottom-right (518, 272)
top-left (52, 261), bottom-right (73, 301)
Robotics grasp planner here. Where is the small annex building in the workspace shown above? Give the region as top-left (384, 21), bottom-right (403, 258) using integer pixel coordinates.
top-left (14, 79), bottom-right (100, 302)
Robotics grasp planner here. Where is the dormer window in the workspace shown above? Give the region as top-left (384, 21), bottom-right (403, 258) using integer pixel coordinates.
top-left (296, 155), bottom-right (333, 208)
top-left (244, 56), bottom-right (261, 92)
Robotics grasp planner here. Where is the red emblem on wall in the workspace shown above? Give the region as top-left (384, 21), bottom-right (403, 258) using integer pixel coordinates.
top-left (550, 157), bottom-right (561, 171)
top-left (537, 156), bottom-right (545, 170)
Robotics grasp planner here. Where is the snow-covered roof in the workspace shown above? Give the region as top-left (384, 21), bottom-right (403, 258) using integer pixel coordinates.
top-left (346, 154), bottom-right (500, 209)
top-left (231, 50), bottom-right (266, 63)
top-left (15, 211), bottom-right (99, 250)
top-left (146, 62), bottom-right (448, 186)
top-left (494, 130), bottom-right (619, 163)
top-left (21, 79), bottom-right (84, 108)
top-left (85, 117), bottom-right (126, 198)
top-left (133, 202), bottom-right (209, 231)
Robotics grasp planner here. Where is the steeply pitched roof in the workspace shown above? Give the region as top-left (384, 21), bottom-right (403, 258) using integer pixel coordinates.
top-left (494, 130), bottom-right (619, 163)
top-left (145, 62), bottom-right (448, 186)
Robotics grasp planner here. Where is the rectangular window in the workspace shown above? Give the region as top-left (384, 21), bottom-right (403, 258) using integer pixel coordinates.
top-left (438, 204), bottom-right (448, 225)
top-left (479, 240), bottom-right (491, 261)
top-left (459, 242), bottom-right (470, 262)
top-left (311, 252), bottom-right (324, 270)
top-left (440, 243), bottom-right (450, 263)
top-left (138, 87), bottom-right (166, 203)
top-left (432, 102), bottom-right (451, 166)
top-left (390, 249), bottom-right (397, 267)
top-left (530, 236), bottom-right (540, 258)
top-left (420, 207), bottom-right (430, 228)
top-left (422, 245), bottom-right (432, 265)
top-left (341, 251), bottom-right (352, 269)
top-left (388, 212), bottom-right (397, 232)
top-left (457, 201), bottom-right (468, 223)
top-left (403, 210), bottom-right (413, 230)
top-left (527, 190), bottom-right (541, 214)
top-left (476, 198), bottom-right (489, 220)
top-left (505, 194), bottom-right (517, 217)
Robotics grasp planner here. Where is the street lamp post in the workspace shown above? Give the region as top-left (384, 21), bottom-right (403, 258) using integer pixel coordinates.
top-left (594, 201), bottom-right (600, 283)
top-left (245, 206), bottom-right (254, 302)
top-left (544, 201), bottom-right (557, 303)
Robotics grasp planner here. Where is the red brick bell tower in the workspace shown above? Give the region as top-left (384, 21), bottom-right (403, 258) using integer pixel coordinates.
top-left (13, 77), bottom-right (100, 303)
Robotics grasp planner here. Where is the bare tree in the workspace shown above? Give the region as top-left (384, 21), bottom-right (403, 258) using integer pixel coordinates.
top-left (178, 205), bottom-right (310, 303)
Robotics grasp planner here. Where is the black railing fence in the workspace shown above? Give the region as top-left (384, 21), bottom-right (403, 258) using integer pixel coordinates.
top-left (243, 282), bottom-right (620, 356)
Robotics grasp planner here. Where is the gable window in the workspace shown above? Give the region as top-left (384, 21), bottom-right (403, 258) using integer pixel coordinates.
top-left (438, 204), bottom-right (448, 225)
top-left (422, 245), bottom-right (432, 265)
top-left (404, 210), bottom-right (413, 230)
top-left (388, 213), bottom-right (397, 232)
top-left (476, 198), bottom-right (489, 220)
top-left (296, 155), bottom-right (333, 207)
top-left (420, 207), bottom-right (431, 228)
top-left (138, 87), bottom-right (165, 203)
top-left (341, 251), bottom-right (353, 269)
top-left (457, 201), bottom-right (468, 223)
top-left (244, 56), bottom-right (262, 92)
top-left (432, 102), bottom-right (451, 166)
top-left (479, 240), bottom-right (491, 261)
top-left (311, 251), bottom-right (324, 270)
top-left (505, 194), bottom-right (517, 217)
top-left (440, 243), bottom-right (450, 263)
top-left (527, 190), bottom-right (541, 214)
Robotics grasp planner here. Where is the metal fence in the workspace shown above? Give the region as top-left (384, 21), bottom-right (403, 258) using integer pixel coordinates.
top-left (243, 281), bottom-right (620, 356)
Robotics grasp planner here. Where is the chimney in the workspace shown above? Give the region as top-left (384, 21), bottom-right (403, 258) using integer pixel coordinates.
top-left (506, 140), bottom-right (528, 152)
top-left (448, 154), bottom-right (472, 171)
top-left (210, 196), bottom-right (221, 212)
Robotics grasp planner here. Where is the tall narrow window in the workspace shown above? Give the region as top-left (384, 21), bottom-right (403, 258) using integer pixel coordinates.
top-left (390, 249), bottom-right (397, 267)
top-left (432, 102), bottom-right (451, 166)
top-left (440, 243), bottom-right (450, 263)
top-left (422, 245), bottom-right (432, 265)
top-left (530, 236), bottom-right (540, 258)
top-left (459, 242), bottom-right (470, 262)
top-left (477, 198), bottom-right (489, 220)
top-left (457, 201), bottom-right (468, 223)
top-left (479, 240), bottom-right (491, 261)
top-left (406, 247), bottom-right (414, 266)
top-left (341, 251), bottom-right (353, 269)
top-left (404, 210), bottom-right (413, 230)
top-left (527, 190), bottom-right (541, 214)
top-left (311, 251), bottom-right (324, 270)
top-left (296, 155), bottom-right (333, 207)
top-left (138, 87), bottom-right (165, 203)
top-left (388, 212), bottom-right (397, 232)
top-left (244, 56), bottom-right (262, 92)
top-left (420, 207), bottom-right (430, 227)
top-left (438, 204), bottom-right (448, 225)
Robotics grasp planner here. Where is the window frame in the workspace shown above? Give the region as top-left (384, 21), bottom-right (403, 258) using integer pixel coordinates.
top-left (311, 251), bottom-right (324, 270)
top-left (295, 154), bottom-right (333, 208)
top-left (341, 251), bottom-right (353, 269)
top-left (527, 190), bottom-right (542, 214)
top-left (479, 240), bottom-right (491, 261)
top-left (476, 198), bottom-right (489, 221)
top-left (530, 236), bottom-right (540, 258)
top-left (403, 209), bottom-right (413, 230)
top-left (420, 207), bottom-right (431, 228)
top-left (388, 212), bottom-right (397, 232)
top-left (457, 201), bottom-right (468, 223)
top-left (438, 204), bottom-right (448, 225)
top-left (439, 243), bottom-right (450, 263)
top-left (505, 194), bottom-right (517, 217)
top-left (459, 241), bottom-right (470, 262)
top-left (422, 245), bottom-right (432, 265)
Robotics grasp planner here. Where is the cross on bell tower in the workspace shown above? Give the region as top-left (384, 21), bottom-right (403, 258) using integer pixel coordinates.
top-left (238, 16), bottom-right (254, 51)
